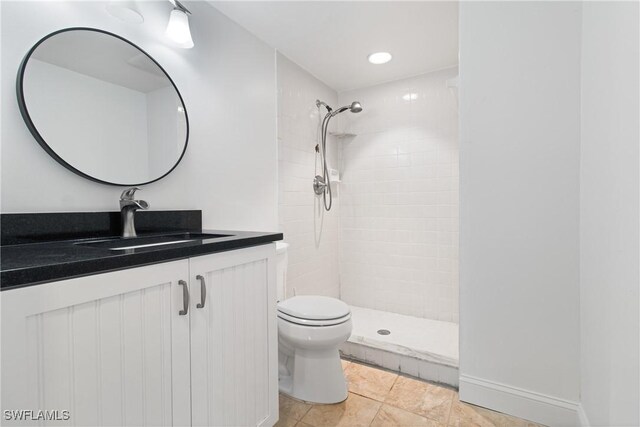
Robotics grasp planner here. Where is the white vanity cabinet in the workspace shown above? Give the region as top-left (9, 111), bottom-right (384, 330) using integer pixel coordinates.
top-left (1, 244), bottom-right (278, 427)
top-left (189, 245), bottom-right (278, 427)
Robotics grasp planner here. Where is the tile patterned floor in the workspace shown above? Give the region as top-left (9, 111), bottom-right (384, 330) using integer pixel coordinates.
top-left (276, 360), bottom-right (545, 427)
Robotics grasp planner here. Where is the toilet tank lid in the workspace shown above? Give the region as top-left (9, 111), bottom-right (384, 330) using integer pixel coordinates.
top-left (277, 295), bottom-right (350, 320)
top-left (275, 241), bottom-right (289, 254)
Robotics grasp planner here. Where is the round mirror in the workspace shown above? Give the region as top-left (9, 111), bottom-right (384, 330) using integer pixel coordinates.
top-left (17, 28), bottom-right (189, 186)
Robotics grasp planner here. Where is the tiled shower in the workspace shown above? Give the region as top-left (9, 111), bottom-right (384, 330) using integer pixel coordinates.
top-left (277, 55), bottom-right (459, 385)
top-left (338, 67), bottom-right (459, 323)
top-left (277, 53), bottom-right (341, 300)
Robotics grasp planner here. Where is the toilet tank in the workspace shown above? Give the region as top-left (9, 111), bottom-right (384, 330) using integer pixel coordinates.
top-left (275, 242), bottom-right (289, 302)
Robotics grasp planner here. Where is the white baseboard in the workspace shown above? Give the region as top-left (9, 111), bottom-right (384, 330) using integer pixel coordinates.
top-left (459, 375), bottom-right (580, 426)
top-left (577, 404), bottom-right (591, 427)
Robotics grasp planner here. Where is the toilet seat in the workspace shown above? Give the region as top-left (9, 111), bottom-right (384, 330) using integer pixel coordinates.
top-left (277, 295), bottom-right (351, 327)
top-left (278, 311), bottom-right (351, 327)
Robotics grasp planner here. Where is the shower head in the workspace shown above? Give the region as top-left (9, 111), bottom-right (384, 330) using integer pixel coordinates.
top-left (315, 99), bottom-right (363, 212)
top-left (330, 101), bottom-right (363, 116)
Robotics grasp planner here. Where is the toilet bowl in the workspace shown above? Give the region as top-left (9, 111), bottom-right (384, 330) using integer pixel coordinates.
top-left (275, 243), bottom-right (352, 404)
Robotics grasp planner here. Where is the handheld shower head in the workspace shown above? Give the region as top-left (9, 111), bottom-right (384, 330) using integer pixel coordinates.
top-left (350, 101), bottom-right (362, 113)
top-left (314, 99), bottom-right (363, 211)
top-left (330, 101), bottom-right (363, 117)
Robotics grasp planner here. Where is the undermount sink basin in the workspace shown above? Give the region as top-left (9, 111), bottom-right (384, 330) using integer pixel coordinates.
top-left (76, 233), bottom-right (232, 251)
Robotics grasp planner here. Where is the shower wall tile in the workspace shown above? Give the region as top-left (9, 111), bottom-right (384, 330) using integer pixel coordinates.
top-left (277, 53), bottom-right (340, 298)
top-left (338, 68), bottom-right (459, 323)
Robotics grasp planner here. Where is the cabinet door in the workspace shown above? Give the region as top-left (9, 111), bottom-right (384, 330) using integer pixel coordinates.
top-left (189, 244), bottom-right (278, 427)
top-left (1, 260), bottom-right (192, 427)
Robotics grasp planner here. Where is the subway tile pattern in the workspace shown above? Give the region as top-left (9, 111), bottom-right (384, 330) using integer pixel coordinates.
top-left (337, 68), bottom-right (460, 322)
top-left (277, 53), bottom-right (340, 298)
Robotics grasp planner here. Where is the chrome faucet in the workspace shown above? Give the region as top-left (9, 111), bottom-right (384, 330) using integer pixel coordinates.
top-left (119, 187), bottom-right (149, 238)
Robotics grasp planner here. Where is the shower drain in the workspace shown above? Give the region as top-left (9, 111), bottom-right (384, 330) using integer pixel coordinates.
top-left (377, 329), bottom-right (391, 336)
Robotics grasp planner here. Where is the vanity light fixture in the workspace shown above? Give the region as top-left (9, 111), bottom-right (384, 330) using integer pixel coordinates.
top-left (368, 52), bottom-right (392, 65)
top-left (165, 0), bottom-right (194, 49)
top-left (105, 0), bottom-right (144, 24)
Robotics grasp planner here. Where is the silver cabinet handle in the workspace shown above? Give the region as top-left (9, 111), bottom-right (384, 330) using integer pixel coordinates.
top-left (179, 280), bottom-right (189, 315)
top-left (196, 275), bottom-right (206, 308)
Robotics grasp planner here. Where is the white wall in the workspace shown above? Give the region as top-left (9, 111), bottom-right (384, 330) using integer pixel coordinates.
top-left (147, 85), bottom-right (187, 179)
top-left (338, 68), bottom-right (459, 323)
top-left (459, 2), bottom-right (582, 425)
top-left (1, 1), bottom-right (277, 231)
top-left (580, 2), bottom-right (640, 426)
top-left (276, 53), bottom-right (340, 298)
top-left (24, 59), bottom-right (150, 183)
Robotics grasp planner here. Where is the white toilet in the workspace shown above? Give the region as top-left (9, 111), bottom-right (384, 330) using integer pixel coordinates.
top-left (275, 242), bottom-right (352, 404)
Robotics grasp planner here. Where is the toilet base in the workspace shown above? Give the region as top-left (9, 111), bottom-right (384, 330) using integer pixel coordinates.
top-left (277, 316), bottom-right (352, 404)
top-left (278, 346), bottom-right (348, 404)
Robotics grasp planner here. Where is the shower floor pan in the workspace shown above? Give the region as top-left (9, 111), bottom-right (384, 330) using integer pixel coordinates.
top-left (340, 306), bottom-right (459, 387)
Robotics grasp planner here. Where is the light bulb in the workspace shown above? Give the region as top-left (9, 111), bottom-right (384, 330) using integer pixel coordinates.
top-left (368, 52), bottom-right (392, 65)
top-left (165, 8), bottom-right (194, 49)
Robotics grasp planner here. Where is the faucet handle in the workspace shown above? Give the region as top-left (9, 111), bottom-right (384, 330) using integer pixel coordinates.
top-left (120, 187), bottom-right (140, 201)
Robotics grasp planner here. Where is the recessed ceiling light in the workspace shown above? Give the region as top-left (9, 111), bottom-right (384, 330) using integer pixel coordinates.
top-left (402, 93), bottom-right (418, 101)
top-left (368, 52), bottom-right (392, 65)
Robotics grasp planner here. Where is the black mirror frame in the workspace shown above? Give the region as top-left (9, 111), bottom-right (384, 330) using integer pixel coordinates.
top-left (16, 27), bottom-right (190, 187)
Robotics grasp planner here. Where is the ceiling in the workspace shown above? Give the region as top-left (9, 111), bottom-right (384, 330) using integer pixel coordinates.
top-left (32, 29), bottom-right (171, 93)
top-left (210, 1), bottom-right (459, 92)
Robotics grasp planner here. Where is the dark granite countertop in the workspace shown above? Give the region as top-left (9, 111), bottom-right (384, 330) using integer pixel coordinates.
top-left (1, 227), bottom-right (282, 291)
top-left (0, 230), bottom-right (282, 291)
